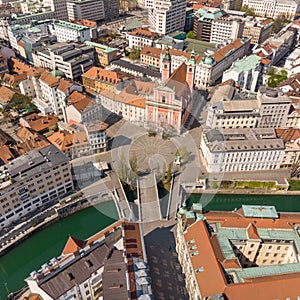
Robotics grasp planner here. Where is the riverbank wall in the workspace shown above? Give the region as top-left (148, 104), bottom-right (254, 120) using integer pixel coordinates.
top-left (0, 197), bottom-right (115, 257)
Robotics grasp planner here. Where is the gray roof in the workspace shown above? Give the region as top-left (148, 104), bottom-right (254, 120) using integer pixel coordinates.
top-left (111, 59), bottom-right (161, 78)
top-left (203, 128), bottom-right (285, 152)
top-left (102, 249), bottom-right (128, 300)
top-left (5, 144), bottom-right (69, 180)
top-left (39, 243), bottom-right (110, 299)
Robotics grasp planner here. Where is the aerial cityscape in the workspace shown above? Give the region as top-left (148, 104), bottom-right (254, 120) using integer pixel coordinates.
top-left (0, 0), bottom-right (300, 299)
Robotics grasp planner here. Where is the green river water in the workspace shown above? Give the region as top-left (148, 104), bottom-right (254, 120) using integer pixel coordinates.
top-left (0, 201), bottom-right (118, 299)
top-left (1, 194), bottom-right (300, 299)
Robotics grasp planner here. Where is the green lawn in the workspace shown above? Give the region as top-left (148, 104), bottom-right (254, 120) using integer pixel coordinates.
top-left (288, 180), bottom-right (300, 191)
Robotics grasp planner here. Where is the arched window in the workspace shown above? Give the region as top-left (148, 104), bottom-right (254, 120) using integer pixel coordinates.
top-left (162, 96), bottom-right (166, 103)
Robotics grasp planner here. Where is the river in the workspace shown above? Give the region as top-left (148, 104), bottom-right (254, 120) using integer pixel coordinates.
top-left (0, 201), bottom-right (118, 300)
top-left (1, 194), bottom-right (300, 299)
top-left (187, 193), bottom-right (300, 212)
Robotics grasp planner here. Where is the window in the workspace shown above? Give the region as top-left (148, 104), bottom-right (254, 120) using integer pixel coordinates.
top-left (162, 95), bottom-right (166, 103)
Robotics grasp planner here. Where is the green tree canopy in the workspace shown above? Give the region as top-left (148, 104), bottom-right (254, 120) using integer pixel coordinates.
top-left (241, 5), bottom-right (256, 17)
top-left (129, 48), bottom-right (140, 60)
top-left (186, 31), bottom-right (196, 39)
top-left (267, 68), bottom-right (288, 87)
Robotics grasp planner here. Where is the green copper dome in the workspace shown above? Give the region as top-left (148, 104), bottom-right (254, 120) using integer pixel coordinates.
top-left (203, 55), bottom-right (214, 65)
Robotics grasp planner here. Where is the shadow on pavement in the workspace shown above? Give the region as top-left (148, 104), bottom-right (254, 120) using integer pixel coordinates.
top-left (144, 225), bottom-right (189, 300)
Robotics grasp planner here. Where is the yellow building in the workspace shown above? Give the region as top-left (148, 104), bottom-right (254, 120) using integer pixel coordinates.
top-left (84, 41), bottom-right (120, 67)
top-left (82, 66), bottom-right (123, 92)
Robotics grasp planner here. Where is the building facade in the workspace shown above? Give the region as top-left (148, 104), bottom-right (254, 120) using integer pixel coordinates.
top-left (222, 54), bottom-right (262, 92)
top-left (51, 20), bottom-right (90, 43)
top-left (66, 0), bottom-right (105, 22)
top-left (148, 0), bottom-right (186, 35)
top-left (126, 28), bottom-right (159, 50)
top-left (200, 127), bottom-right (284, 172)
top-left (257, 86), bottom-right (291, 128)
top-left (176, 204), bottom-right (300, 299)
top-left (32, 43), bottom-right (94, 80)
top-left (242, 0), bottom-right (300, 20)
top-left (0, 144), bottom-right (73, 228)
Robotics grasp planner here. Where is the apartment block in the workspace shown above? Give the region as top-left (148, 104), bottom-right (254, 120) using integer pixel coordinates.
top-left (66, 0), bottom-right (105, 22)
top-left (200, 127), bottom-right (284, 173)
top-left (82, 66), bottom-right (123, 92)
top-left (206, 82), bottom-right (260, 129)
top-left (32, 43), bottom-right (94, 81)
top-left (126, 28), bottom-right (159, 50)
top-left (276, 128), bottom-right (300, 168)
top-left (0, 144), bottom-right (73, 228)
top-left (25, 221), bottom-right (152, 300)
top-left (140, 46), bottom-right (161, 70)
top-left (50, 20), bottom-right (91, 43)
top-left (43, 0), bottom-right (68, 21)
top-left (222, 54), bottom-right (262, 92)
top-left (195, 38), bottom-right (251, 89)
top-left (9, 10), bottom-right (55, 26)
top-left (84, 41), bottom-right (120, 67)
top-left (148, 0), bottom-right (186, 35)
top-left (176, 204), bottom-right (300, 299)
top-left (193, 7), bottom-right (226, 41)
top-left (242, 17), bottom-right (273, 45)
top-left (253, 29), bottom-right (296, 67)
top-left (210, 15), bottom-right (244, 45)
top-left (242, 0), bottom-right (300, 20)
top-left (257, 86), bottom-right (291, 128)
top-left (102, 0), bottom-right (119, 21)
top-left (84, 121), bottom-right (108, 154)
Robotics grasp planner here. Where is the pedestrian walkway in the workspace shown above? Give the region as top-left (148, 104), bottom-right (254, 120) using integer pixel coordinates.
top-left (139, 173), bottom-right (161, 223)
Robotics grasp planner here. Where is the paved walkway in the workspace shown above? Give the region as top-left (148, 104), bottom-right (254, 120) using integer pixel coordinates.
top-left (143, 220), bottom-right (188, 300)
top-left (139, 174), bottom-right (161, 223)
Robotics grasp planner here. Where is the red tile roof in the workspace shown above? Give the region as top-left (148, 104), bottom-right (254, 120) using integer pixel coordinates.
top-left (62, 236), bottom-right (85, 255)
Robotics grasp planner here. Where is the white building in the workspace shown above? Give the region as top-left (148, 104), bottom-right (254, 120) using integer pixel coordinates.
top-left (0, 144), bottom-right (73, 228)
top-left (242, 0), bottom-right (300, 20)
top-left (66, 0), bottom-right (105, 22)
top-left (257, 86), bottom-right (291, 128)
top-left (99, 89), bottom-right (146, 124)
top-left (84, 121), bottom-right (108, 153)
top-left (283, 47), bottom-right (300, 76)
top-left (50, 20), bottom-right (90, 43)
top-left (32, 43), bottom-right (94, 80)
top-left (206, 82), bottom-right (260, 129)
top-left (200, 127), bottom-right (284, 173)
top-left (126, 28), bottom-right (159, 50)
top-left (222, 54), bottom-right (262, 92)
top-left (148, 0), bottom-right (186, 35)
top-left (210, 16), bottom-right (244, 45)
top-left (195, 38), bottom-right (250, 89)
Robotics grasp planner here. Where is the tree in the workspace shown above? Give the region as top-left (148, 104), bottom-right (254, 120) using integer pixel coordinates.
top-left (241, 5), bottom-right (256, 17)
top-left (166, 163), bottom-right (172, 184)
top-left (129, 48), bottom-right (140, 60)
top-left (129, 151), bottom-right (138, 174)
top-left (155, 163), bottom-right (161, 181)
top-left (186, 31), bottom-right (196, 39)
top-left (291, 158), bottom-right (300, 178)
top-left (272, 14), bottom-right (289, 34)
top-left (117, 154), bottom-right (129, 184)
top-left (7, 93), bottom-right (32, 111)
